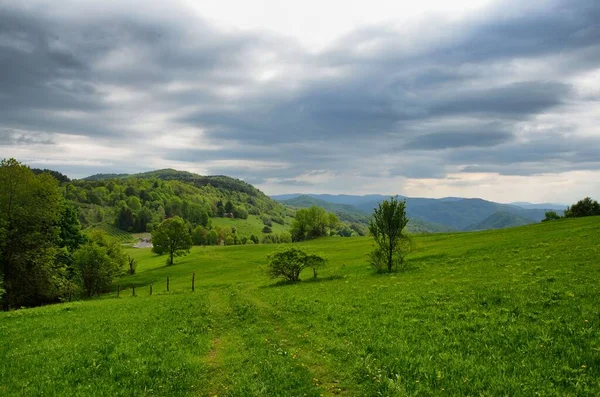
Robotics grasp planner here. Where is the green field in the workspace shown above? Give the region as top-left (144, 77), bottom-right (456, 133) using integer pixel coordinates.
top-left (210, 214), bottom-right (292, 238)
top-left (2, 217), bottom-right (600, 395)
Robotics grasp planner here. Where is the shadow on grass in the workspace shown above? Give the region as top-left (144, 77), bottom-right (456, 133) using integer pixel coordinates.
top-left (261, 274), bottom-right (344, 288)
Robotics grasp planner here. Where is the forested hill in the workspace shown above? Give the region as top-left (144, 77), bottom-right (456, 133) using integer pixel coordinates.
top-left (65, 169), bottom-right (291, 237)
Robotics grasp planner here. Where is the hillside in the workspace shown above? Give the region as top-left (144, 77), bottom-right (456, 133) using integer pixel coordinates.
top-left (466, 211), bottom-right (536, 231)
top-left (282, 195), bottom-right (454, 234)
top-left (2, 217), bottom-right (599, 395)
top-left (65, 169), bottom-right (293, 243)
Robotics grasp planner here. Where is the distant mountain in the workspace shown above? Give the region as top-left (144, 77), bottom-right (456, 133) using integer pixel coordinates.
top-left (282, 195), bottom-right (454, 234)
top-left (509, 202), bottom-right (567, 210)
top-left (466, 211), bottom-right (536, 231)
top-left (274, 193), bottom-right (563, 232)
top-left (282, 196), bottom-right (370, 225)
top-left (272, 193), bottom-right (391, 207)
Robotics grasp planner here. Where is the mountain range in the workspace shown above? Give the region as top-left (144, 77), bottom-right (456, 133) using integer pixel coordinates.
top-left (273, 194), bottom-right (566, 232)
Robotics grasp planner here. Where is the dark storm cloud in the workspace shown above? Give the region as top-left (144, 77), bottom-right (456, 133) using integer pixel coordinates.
top-left (1, 0), bottom-right (599, 182)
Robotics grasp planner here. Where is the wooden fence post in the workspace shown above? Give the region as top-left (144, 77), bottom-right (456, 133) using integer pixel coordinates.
top-left (167, 277), bottom-right (169, 292)
top-left (192, 273), bottom-right (195, 292)
top-left (132, 283), bottom-right (136, 297)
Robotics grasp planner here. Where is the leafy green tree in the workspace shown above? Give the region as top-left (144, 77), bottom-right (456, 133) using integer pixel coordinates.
top-left (207, 229), bottom-right (219, 245)
top-left (266, 248), bottom-right (326, 282)
top-left (116, 204), bottom-right (135, 231)
top-left (192, 226), bottom-right (208, 245)
top-left (0, 159), bottom-right (65, 309)
top-left (233, 206), bottom-right (248, 219)
top-left (279, 232), bottom-right (292, 243)
top-left (152, 217), bottom-right (192, 265)
top-left (127, 196), bottom-right (142, 212)
top-left (263, 226), bottom-right (272, 233)
top-left (564, 197), bottom-right (600, 218)
top-left (543, 211), bottom-right (561, 222)
top-left (59, 204), bottom-right (87, 252)
top-left (225, 235), bottom-right (235, 246)
top-left (135, 207), bottom-right (153, 232)
top-left (225, 200), bottom-right (234, 214)
top-left (369, 197), bottom-right (413, 272)
top-left (250, 235), bottom-right (259, 244)
top-left (73, 231), bottom-right (126, 297)
top-left (290, 206), bottom-right (337, 241)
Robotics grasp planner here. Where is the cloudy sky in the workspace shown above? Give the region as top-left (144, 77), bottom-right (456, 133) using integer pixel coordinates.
top-left (1, 0), bottom-right (599, 203)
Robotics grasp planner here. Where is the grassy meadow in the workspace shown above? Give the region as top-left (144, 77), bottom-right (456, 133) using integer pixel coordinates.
top-left (1, 217), bottom-right (600, 395)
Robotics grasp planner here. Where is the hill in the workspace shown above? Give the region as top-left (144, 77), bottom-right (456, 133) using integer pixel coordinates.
top-left (465, 211), bottom-right (536, 231)
top-left (67, 168), bottom-right (293, 243)
top-left (2, 217), bottom-right (599, 395)
top-left (282, 195), bottom-right (453, 234)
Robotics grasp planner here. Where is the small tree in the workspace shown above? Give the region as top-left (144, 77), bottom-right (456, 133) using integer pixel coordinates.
top-left (369, 196), bottom-right (414, 272)
top-left (73, 232), bottom-right (126, 297)
top-left (266, 248), bottom-right (326, 282)
top-left (127, 256), bottom-right (137, 275)
top-left (543, 211), bottom-right (561, 221)
top-left (151, 216), bottom-right (192, 265)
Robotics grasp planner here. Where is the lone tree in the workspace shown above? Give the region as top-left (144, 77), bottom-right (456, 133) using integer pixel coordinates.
top-left (369, 196), bottom-right (414, 272)
top-left (266, 248), bottom-right (326, 282)
top-left (151, 216), bottom-right (192, 265)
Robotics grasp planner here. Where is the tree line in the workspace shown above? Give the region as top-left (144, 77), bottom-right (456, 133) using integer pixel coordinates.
top-left (0, 159), bottom-right (128, 310)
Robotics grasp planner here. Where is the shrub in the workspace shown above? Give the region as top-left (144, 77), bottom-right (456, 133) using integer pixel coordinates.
top-left (564, 197), bottom-right (600, 218)
top-left (543, 211), bottom-right (561, 222)
top-left (266, 248), bottom-right (326, 282)
top-left (262, 226), bottom-right (272, 233)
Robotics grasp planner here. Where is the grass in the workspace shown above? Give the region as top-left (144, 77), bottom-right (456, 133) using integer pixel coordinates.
top-left (2, 217), bottom-right (600, 395)
top-left (210, 214), bottom-right (292, 238)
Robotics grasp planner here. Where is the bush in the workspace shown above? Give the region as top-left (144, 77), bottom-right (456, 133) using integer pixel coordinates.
top-left (262, 226), bottom-right (272, 233)
top-left (279, 232), bottom-right (292, 243)
top-left (542, 211), bottom-right (561, 221)
top-left (266, 248), bottom-right (326, 282)
top-left (261, 216), bottom-right (273, 227)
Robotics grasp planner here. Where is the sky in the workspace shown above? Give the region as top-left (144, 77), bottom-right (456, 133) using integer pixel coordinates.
top-left (1, 0), bottom-right (599, 203)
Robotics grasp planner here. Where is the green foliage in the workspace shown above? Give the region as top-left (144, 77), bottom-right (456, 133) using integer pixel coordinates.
top-left (207, 230), bottom-right (219, 245)
top-left (543, 211), bottom-right (562, 221)
top-left (262, 226), bottom-right (272, 234)
top-left (290, 206), bottom-right (339, 241)
top-left (73, 231), bottom-right (126, 297)
top-left (564, 197), bottom-right (600, 218)
top-left (266, 248), bottom-right (326, 282)
top-left (192, 225), bottom-right (208, 245)
top-left (151, 216), bottom-right (192, 265)
top-left (0, 158), bottom-right (65, 309)
top-left (369, 196), bottom-right (413, 272)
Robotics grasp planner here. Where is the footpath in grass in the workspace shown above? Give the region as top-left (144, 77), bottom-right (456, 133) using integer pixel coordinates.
top-left (1, 217), bottom-right (600, 395)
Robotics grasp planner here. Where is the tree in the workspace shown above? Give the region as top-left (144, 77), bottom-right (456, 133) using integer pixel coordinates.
top-left (151, 217), bottom-right (192, 265)
top-left (564, 197), bottom-right (600, 218)
top-left (369, 197), bottom-right (414, 272)
top-left (233, 206), bottom-right (248, 219)
top-left (135, 207), bottom-right (154, 232)
top-left (73, 232), bottom-right (126, 297)
top-left (225, 200), bottom-right (234, 214)
top-left (266, 248), bottom-right (326, 282)
top-left (207, 229), bottom-right (219, 245)
top-left (290, 206), bottom-right (337, 241)
top-left (115, 204), bottom-right (135, 231)
top-left (0, 159), bottom-right (65, 309)
top-left (543, 211), bottom-right (561, 221)
top-left (192, 225), bottom-right (208, 245)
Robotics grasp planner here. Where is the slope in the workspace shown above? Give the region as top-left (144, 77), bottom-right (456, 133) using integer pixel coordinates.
top-left (3, 217), bottom-right (599, 395)
top-left (465, 211), bottom-right (536, 231)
